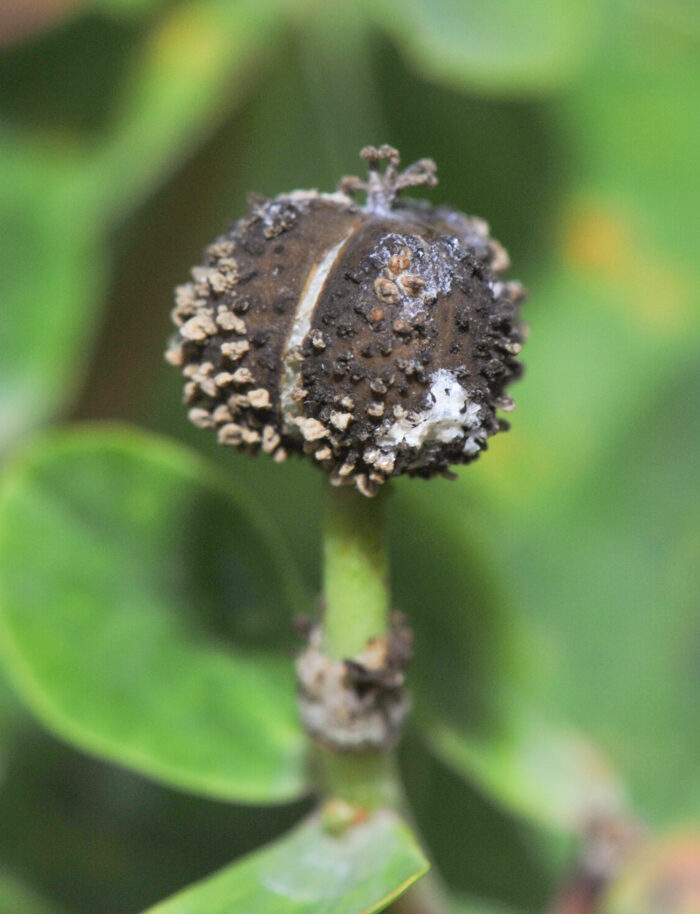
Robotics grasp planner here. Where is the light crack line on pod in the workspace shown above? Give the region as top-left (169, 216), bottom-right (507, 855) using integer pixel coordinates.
top-left (280, 228), bottom-right (358, 430)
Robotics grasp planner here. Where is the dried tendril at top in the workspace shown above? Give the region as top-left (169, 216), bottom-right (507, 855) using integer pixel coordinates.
top-left (166, 146), bottom-right (526, 496)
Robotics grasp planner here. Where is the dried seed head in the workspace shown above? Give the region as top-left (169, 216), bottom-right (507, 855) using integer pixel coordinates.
top-left (167, 146), bottom-right (526, 495)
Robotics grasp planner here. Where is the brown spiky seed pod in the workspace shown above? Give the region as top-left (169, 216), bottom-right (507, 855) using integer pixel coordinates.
top-left (167, 146), bottom-right (526, 496)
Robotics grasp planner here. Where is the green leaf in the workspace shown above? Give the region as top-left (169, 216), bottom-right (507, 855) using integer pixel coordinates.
top-left (407, 352), bottom-right (700, 826)
top-left (0, 2), bottom-right (285, 452)
top-left (89, 0), bottom-right (169, 16)
top-left (390, 485), bottom-right (512, 730)
top-left (392, 486), bottom-right (621, 841)
top-left (84, 0), bottom-right (287, 222)
top-left (430, 703), bottom-right (624, 833)
top-left (143, 810), bottom-right (429, 914)
top-left (0, 425), bottom-right (309, 803)
top-left (368, 0), bottom-right (599, 95)
top-left (454, 896), bottom-right (524, 914)
top-left (507, 372), bottom-right (700, 825)
top-left (397, 29), bottom-right (700, 815)
top-left (395, 480), bottom-right (625, 837)
top-left (0, 873), bottom-right (67, 914)
top-left (0, 136), bottom-right (106, 452)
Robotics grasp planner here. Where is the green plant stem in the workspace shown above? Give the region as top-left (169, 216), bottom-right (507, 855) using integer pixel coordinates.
top-left (318, 483), bottom-right (395, 810)
top-left (317, 748), bottom-right (402, 810)
top-left (319, 484), bottom-right (455, 913)
top-left (322, 484), bottom-right (390, 660)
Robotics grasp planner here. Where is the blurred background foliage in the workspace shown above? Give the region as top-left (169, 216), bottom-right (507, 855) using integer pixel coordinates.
top-left (0, 0), bottom-right (698, 911)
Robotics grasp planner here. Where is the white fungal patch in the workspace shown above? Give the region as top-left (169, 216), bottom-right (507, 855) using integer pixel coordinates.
top-left (377, 369), bottom-right (483, 454)
top-left (293, 417), bottom-right (329, 442)
top-left (280, 229), bottom-right (358, 429)
top-left (174, 283), bottom-right (197, 312)
top-left (164, 342), bottom-right (184, 366)
top-left (259, 192), bottom-right (355, 239)
top-left (221, 339), bottom-right (250, 361)
top-left (462, 435), bottom-right (483, 457)
top-left (280, 189), bottom-right (354, 207)
top-left (370, 234), bottom-right (464, 319)
top-left (330, 411), bottom-right (353, 431)
top-left (231, 367), bottom-right (253, 385)
top-left (180, 313), bottom-right (216, 341)
top-left (215, 309), bottom-right (246, 333)
top-left (248, 388), bottom-right (271, 409)
top-left (262, 425), bottom-right (280, 454)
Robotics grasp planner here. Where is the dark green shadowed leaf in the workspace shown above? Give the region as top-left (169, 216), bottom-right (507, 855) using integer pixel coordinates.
top-left (368, 0), bottom-right (599, 95)
top-left (143, 810), bottom-right (429, 914)
top-left (0, 425), bottom-right (309, 803)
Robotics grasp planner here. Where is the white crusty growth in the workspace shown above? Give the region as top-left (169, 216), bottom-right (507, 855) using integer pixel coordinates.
top-left (371, 233), bottom-right (463, 319)
top-left (377, 369), bottom-right (484, 453)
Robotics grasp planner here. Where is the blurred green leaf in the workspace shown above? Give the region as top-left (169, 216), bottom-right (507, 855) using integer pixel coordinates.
top-left (395, 0), bottom-right (700, 831)
top-left (565, 0), bottom-right (699, 265)
top-left (0, 425), bottom-right (310, 803)
top-left (474, 1), bottom-right (700, 824)
top-left (0, 676), bottom-right (14, 785)
top-left (399, 732), bottom-right (553, 908)
top-left (454, 897), bottom-right (524, 914)
top-left (0, 873), bottom-right (67, 914)
top-left (508, 368), bottom-right (700, 824)
top-left (143, 810), bottom-right (429, 914)
top-left (402, 336), bottom-right (699, 827)
top-left (90, 0), bottom-right (170, 16)
top-left (0, 0), bottom-right (286, 453)
top-left (0, 136), bottom-right (106, 453)
top-left (368, 0), bottom-right (599, 95)
top-left (393, 457), bottom-right (625, 838)
top-left (470, 257), bottom-right (699, 512)
top-left (431, 703), bottom-right (624, 833)
top-left (390, 485), bottom-right (511, 732)
top-left (84, 0), bottom-right (287, 221)
top-left (0, 718), bottom-right (307, 914)
top-left (408, 352), bottom-right (700, 825)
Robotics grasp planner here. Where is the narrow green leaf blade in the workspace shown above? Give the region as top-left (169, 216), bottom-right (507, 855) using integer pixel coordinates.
top-left (144, 810), bottom-right (429, 914)
top-left (0, 425), bottom-right (309, 803)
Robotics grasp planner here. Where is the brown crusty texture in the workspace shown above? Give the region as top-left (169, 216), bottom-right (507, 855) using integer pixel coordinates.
top-left (166, 146), bottom-right (526, 495)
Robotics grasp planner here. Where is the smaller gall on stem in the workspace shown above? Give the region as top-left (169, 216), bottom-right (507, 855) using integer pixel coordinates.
top-left (166, 145), bottom-right (527, 495)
